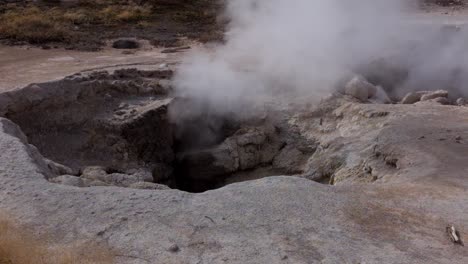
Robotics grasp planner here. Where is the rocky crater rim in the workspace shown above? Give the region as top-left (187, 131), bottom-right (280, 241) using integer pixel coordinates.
top-left (0, 68), bottom-right (319, 193)
top-left (1, 64), bottom-right (467, 193)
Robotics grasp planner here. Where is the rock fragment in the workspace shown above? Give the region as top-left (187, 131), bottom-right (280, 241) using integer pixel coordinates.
top-left (168, 244), bottom-right (180, 253)
top-left (456, 98), bottom-right (466, 106)
top-left (420, 90), bottom-right (449, 101)
top-left (45, 159), bottom-right (77, 176)
top-left (344, 76), bottom-right (377, 101)
top-left (80, 166), bottom-right (152, 187)
top-left (401, 90), bottom-right (449, 104)
top-left (416, 97), bottom-right (450, 106)
top-left (447, 225), bottom-right (464, 246)
top-left (400, 91), bottom-right (427, 104)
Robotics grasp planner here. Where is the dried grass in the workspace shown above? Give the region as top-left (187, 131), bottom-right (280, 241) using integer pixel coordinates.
top-left (0, 7), bottom-right (66, 43)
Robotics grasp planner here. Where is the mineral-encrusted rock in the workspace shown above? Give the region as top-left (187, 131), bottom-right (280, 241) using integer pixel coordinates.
top-left (400, 90), bottom-right (448, 104)
top-left (80, 166), bottom-right (152, 187)
top-left (177, 126), bottom-right (282, 182)
top-left (344, 76), bottom-right (377, 101)
top-left (272, 146), bottom-right (307, 174)
top-left (420, 90), bottom-right (449, 101)
top-left (400, 91), bottom-right (428, 104)
top-left (456, 98), bottom-right (466, 106)
top-left (416, 97), bottom-right (450, 105)
top-left (49, 175), bottom-right (85, 187)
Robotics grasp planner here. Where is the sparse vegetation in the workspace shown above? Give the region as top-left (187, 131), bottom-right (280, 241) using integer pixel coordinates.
top-left (0, 0), bottom-right (222, 49)
top-left (0, 214), bottom-right (114, 264)
top-left (0, 6), bottom-right (66, 43)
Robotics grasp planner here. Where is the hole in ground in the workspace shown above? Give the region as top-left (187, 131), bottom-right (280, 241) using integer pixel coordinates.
top-left (0, 70), bottom-right (317, 192)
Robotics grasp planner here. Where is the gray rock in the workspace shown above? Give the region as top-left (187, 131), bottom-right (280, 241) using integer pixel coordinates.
top-left (416, 97), bottom-right (450, 105)
top-left (400, 91), bottom-right (428, 104)
top-left (273, 146), bottom-right (306, 174)
top-left (45, 159), bottom-right (77, 176)
top-left (80, 166), bottom-right (108, 181)
top-left (80, 166), bottom-right (142, 187)
top-left (456, 98), bottom-right (466, 106)
top-left (234, 127), bottom-right (267, 146)
top-left (420, 90), bottom-right (449, 101)
top-left (344, 76), bottom-right (377, 101)
top-left (177, 126), bottom-right (281, 181)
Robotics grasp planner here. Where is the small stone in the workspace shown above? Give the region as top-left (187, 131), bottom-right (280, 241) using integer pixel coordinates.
top-left (168, 244), bottom-right (180, 253)
top-left (446, 225), bottom-right (464, 246)
top-left (456, 98), bottom-right (466, 106)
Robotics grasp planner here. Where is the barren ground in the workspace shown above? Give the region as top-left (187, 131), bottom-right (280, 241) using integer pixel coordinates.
top-left (0, 42), bottom-right (188, 91)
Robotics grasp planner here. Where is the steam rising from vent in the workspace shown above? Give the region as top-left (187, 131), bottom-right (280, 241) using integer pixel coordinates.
top-left (173, 0), bottom-right (468, 116)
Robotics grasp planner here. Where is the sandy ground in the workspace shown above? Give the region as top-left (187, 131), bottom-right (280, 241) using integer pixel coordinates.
top-left (0, 42), bottom-right (187, 91)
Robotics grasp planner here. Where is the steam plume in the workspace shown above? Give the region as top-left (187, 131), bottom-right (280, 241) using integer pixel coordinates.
top-left (173, 0), bottom-right (468, 116)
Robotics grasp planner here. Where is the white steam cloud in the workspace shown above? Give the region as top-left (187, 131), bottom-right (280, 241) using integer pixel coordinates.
top-left (173, 0), bottom-right (468, 116)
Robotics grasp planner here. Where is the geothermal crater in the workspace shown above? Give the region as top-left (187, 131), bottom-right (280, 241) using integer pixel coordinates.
top-left (0, 69), bottom-right (317, 192)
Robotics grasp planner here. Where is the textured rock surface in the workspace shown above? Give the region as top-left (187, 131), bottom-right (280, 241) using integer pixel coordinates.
top-left (1, 93), bottom-right (468, 263)
top-left (344, 75), bottom-right (377, 101)
top-left (420, 89), bottom-right (449, 101)
top-left (401, 90), bottom-right (449, 104)
top-left (0, 69), bottom-right (175, 189)
top-left (456, 97), bottom-right (466, 106)
top-left (400, 91), bottom-right (428, 104)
